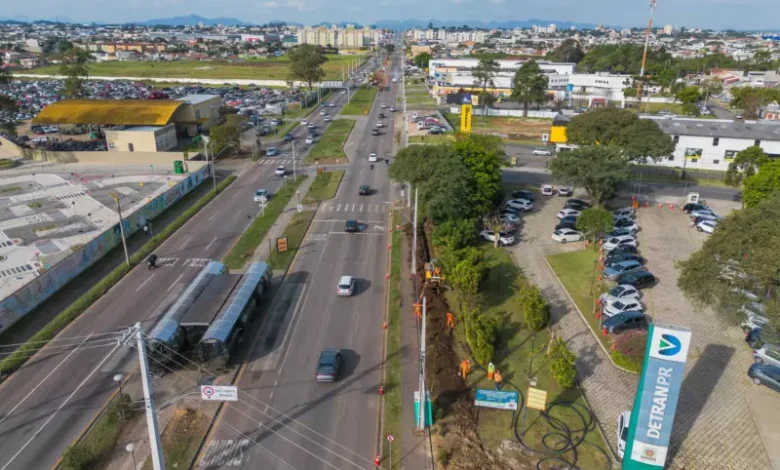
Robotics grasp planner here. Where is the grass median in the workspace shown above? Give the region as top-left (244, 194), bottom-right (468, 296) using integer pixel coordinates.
top-left (0, 175), bottom-right (236, 377)
top-left (60, 394), bottom-right (133, 470)
top-left (409, 134), bottom-right (453, 144)
top-left (306, 119), bottom-right (355, 163)
top-left (304, 170), bottom-right (344, 203)
top-left (223, 175), bottom-right (306, 270)
top-left (266, 209), bottom-right (316, 271)
top-left (382, 211), bottom-right (403, 468)
top-left (141, 408), bottom-right (208, 470)
top-left (341, 86), bottom-right (378, 115)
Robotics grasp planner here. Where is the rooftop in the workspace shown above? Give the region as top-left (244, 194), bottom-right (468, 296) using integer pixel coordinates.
top-left (177, 94), bottom-right (221, 105)
top-left (648, 117), bottom-right (780, 141)
top-left (33, 99), bottom-right (184, 126)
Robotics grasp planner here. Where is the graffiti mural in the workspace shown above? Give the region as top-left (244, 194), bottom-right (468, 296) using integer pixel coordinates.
top-left (0, 166), bottom-right (209, 333)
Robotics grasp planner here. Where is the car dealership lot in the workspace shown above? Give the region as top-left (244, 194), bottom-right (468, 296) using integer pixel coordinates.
top-left (507, 194), bottom-right (777, 469)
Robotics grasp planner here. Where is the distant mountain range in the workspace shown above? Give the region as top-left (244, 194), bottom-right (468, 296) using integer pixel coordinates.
top-left (133, 14), bottom-right (250, 26)
top-left (373, 18), bottom-right (602, 30)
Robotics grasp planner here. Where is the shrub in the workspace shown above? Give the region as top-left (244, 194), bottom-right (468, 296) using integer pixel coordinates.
top-left (548, 338), bottom-right (577, 389)
top-left (432, 218), bottom-right (477, 251)
top-left (438, 448), bottom-right (450, 466)
top-left (611, 331), bottom-right (648, 372)
top-left (520, 285), bottom-right (551, 331)
top-left (464, 308), bottom-right (498, 366)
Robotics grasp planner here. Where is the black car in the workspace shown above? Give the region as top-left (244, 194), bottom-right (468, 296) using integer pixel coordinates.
top-left (359, 185), bottom-right (370, 195)
top-left (565, 198), bottom-right (592, 210)
top-left (345, 219), bottom-right (359, 233)
top-left (511, 190), bottom-right (536, 202)
top-left (605, 251), bottom-right (644, 265)
top-left (378, 113), bottom-right (385, 118)
top-left (555, 221), bottom-right (578, 231)
top-left (617, 270), bottom-right (656, 289)
top-left (371, 128), bottom-right (380, 136)
top-left (609, 245), bottom-right (639, 255)
top-left (745, 327), bottom-right (780, 349)
top-left (602, 311), bottom-right (647, 334)
top-left (283, 133), bottom-right (294, 142)
top-left (683, 203), bottom-right (708, 214)
top-left (316, 349), bottom-right (342, 382)
top-left (748, 364), bottom-right (780, 393)
top-left (559, 215), bottom-right (578, 226)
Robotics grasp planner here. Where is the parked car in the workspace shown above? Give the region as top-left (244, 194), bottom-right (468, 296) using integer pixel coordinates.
top-left (324, 116), bottom-right (332, 122)
top-left (745, 327), bottom-right (780, 349)
top-left (617, 270), bottom-right (656, 289)
top-left (558, 215), bottom-right (579, 226)
top-left (301, 119), bottom-right (308, 126)
top-left (275, 166), bottom-right (286, 177)
top-left (683, 203), bottom-right (708, 214)
top-left (690, 208), bottom-right (719, 219)
top-left (696, 219), bottom-right (718, 233)
top-left (604, 252), bottom-right (644, 268)
top-left (337, 276), bottom-right (355, 296)
top-left (602, 311), bottom-right (647, 334)
top-left (564, 199), bottom-right (591, 210)
top-left (616, 411), bottom-right (631, 461)
top-left (753, 345), bottom-right (780, 367)
top-left (603, 228), bottom-right (633, 239)
top-left (428, 127), bottom-right (444, 135)
top-left (511, 190), bottom-right (536, 201)
top-left (500, 213), bottom-right (521, 224)
top-left (602, 259), bottom-right (645, 279)
top-left (505, 199), bottom-right (534, 212)
top-left (316, 349), bottom-right (343, 382)
top-left (541, 184), bottom-right (554, 196)
top-left (532, 148), bottom-right (552, 156)
top-left (480, 230), bottom-right (515, 246)
top-left (368, 153), bottom-right (378, 162)
top-left (602, 299), bottom-right (644, 318)
top-left (600, 284), bottom-right (641, 305)
top-left (603, 235), bottom-right (637, 251)
top-left (557, 208), bottom-right (582, 219)
top-left (609, 245), bottom-right (639, 255)
top-left (557, 187), bottom-right (573, 197)
top-left (266, 147), bottom-right (279, 156)
top-left (613, 207), bottom-right (636, 221)
top-left (552, 228), bottom-right (584, 243)
top-left (613, 219), bottom-right (640, 233)
top-left (748, 363), bottom-right (780, 392)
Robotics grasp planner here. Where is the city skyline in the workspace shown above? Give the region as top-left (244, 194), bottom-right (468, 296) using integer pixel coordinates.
top-left (2, 0), bottom-right (780, 31)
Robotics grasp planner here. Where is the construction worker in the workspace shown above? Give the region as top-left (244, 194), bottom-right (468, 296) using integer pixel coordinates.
top-left (494, 369), bottom-right (503, 390)
top-left (487, 362), bottom-right (495, 381)
top-left (446, 312), bottom-right (455, 329)
top-left (413, 303), bottom-right (422, 319)
top-left (460, 359), bottom-right (471, 379)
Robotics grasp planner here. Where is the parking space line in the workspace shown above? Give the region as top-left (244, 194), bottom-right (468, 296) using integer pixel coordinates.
top-left (135, 273), bottom-right (155, 292)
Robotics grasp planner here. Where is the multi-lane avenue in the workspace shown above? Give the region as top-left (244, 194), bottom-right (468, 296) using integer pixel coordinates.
top-left (199, 51), bottom-right (402, 470)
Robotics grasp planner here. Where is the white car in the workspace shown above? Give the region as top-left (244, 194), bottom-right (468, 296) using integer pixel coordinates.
top-left (320, 110), bottom-right (326, 115)
top-left (253, 189), bottom-right (270, 203)
top-left (324, 116), bottom-right (332, 122)
top-left (368, 153), bottom-right (378, 162)
top-left (540, 184), bottom-right (554, 196)
top-left (600, 284), bottom-right (641, 306)
top-left (552, 228), bottom-right (584, 243)
top-left (307, 123), bottom-right (315, 129)
top-left (480, 230), bottom-right (515, 246)
top-left (690, 208), bottom-right (719, 219)
top-left (557, 186), bottom-right (572, 196)
top-left (617, 411), bottom-right (631, 461)
top-left (337, 275), bottom-right (355, 296)
top-left (557, 208), bottom-right (581, 219)
top-left (301, 119), bottom-right (308, 126)
top-left (613, 207), bottom-right (636, 220)
top-left (305, 136), bottom-right (316, 145)
top-left (381, 103), bottom-right (387, 108)
top-left (696, 219), bottom-right (717, 234)
top-left (613, 220), bottom-right (640, 234)
top-left (532, 148), bottom-right (552, 156)
top-left (275, 166), bottom-right (286, 177)
top-left (602, 299), bottom-right (644, 318)
top-left (505, 199), bottom-right (534, 212)
top-left (500, 213), bottom-right (521, 224)
top-left (376, 121), bottom-right (384, 128)
top-left (602, 235), bottom-right (637, 251)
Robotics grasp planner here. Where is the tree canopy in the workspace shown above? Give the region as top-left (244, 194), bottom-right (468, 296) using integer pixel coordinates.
top-left (730, 87), bottom-right (780, 120)
top-left (743, 160), bottom-right (780, 208)
top-left (511, 59), bottom-right (549, 117)
top-left (576, 207), bottom-right (614, 242)
top-left (577, 44), bottom-right (746, 76)
top-left (413, 52), bottom-right (431, 69)
top-left (209, 114), bottom-right (242, 154)
top-left (59, 49), bottom-right (90, 98)
top-left (565, 108), bottom-right (675, 161)
top-left (472, 54), bottom-right (500, 97)
top-left (545, 39), bottom-right (584, 63)
top-left (550, 146), bottom-right (630, 204)
top-left (725, 146), bottom-right (769, 188)
top-left (288, 45), bottom-right (327, 90)
top-left (676, 86), bottom-right (702, 115)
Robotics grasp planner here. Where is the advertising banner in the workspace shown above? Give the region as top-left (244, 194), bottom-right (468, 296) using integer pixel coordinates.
top-left (460, 99), bottom-right (473, 134)
top-left (623, 324), bottom-right (691, 470)
top-left (474, 389), bottom-right (519, 411)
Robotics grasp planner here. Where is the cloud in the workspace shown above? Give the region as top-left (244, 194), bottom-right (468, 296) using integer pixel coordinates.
top-left (262, 1), bottom-right (280, 6)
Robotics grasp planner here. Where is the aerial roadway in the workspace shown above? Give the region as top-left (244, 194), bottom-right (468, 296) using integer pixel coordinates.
top-left (0, 75), bottom-right (361, 470)
top-left (200, 47), bottom-right (403, 469)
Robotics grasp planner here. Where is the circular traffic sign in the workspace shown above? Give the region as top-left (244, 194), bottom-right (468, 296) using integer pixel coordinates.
top-left (386, 434), bottom-right (394, 443)
top-left (202, 386), bottom-right (215, 397)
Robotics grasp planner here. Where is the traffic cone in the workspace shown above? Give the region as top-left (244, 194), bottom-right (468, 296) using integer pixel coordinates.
top-left (385, 273), bottom-right (390, 280)
top-left (596, 311), bottom-right (602, 320)
top-left (602, 327), bottom-right (608, 336)
top-left (387, 243), bottom-right (391, 250)
top-left (379, 385), bottom-right (384, 395)
top-left (658, 203), bottom-right (663, 208)
top-left (596, 298), bottom-right (602, 306)
top-left (669, 204), bottom-right (674, 210)
top-left (374, 455), bottom-right (381, 466)
top-left (383, 321), bottom-right (388, 330)
top-left (645, 201), bottom-right (650, 208)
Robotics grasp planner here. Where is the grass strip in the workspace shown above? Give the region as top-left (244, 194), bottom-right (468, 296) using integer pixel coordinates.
top-left (306, 119), bottom-right (355, 163)
top-left (0, 176), bottom-right (236, 377)
top-left (409, 134), bottom-right (454, 144)
top-left (60, 394), bottom-right (133, 470)
top-left (141, 408), bottom-right (208, 470)
top-left (266, 208), bottom-right (316, 271)
top-left (304, 171), bottom-right (344, 203)
top-left (382, 211), bottom-right (402, 467)
top-left (341, 86), bottom-right (378, 115)
top-left (223, 175), bottom-right (306, 270)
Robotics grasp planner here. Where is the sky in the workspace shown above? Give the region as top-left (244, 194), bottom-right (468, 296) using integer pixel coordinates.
top-left (5, 0), bottom-right (780, 30)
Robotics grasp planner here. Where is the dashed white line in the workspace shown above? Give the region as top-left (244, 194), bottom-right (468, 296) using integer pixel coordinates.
top-left (205, 236), bottom-right (218, 251)
top-left (269, 392), bottom-right (274, 400)
top-left (209, 211), bottom-right (219, 221)
top-left (168, 273), bottom-right (185, 291)
top-left (136, 273), bottom-right (156, 292)
top-left (179, 236), bottom-right (192, 250)
top-left (337, 204), bottom-right (342, 211)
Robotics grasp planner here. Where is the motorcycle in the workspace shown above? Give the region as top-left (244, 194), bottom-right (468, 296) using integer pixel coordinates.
top-left (148, 255), bottom-right (158, 270)
top-left (370, 163), bottom-right (374, 170)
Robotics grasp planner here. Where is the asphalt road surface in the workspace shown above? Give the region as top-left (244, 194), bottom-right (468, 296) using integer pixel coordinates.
top-left (200, 52), bottom-right (401, 470)
top-left (0, 89), bottom-right (353, 470)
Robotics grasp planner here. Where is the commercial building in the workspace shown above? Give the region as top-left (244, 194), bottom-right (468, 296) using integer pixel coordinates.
top-left (105, 124), bottom-right (177, 152)
top-left (173, 94), bottom-right (222, 136)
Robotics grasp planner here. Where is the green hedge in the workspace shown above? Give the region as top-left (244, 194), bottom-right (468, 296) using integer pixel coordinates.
top-left (0, 175), bottom-right (236, 376)
top-left (60, 394), bottom-right (132, 470)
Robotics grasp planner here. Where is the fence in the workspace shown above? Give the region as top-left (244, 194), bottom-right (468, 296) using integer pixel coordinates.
top-left (448, 106), bottom-right (558, 119)
top-left (628, 164), bottom-right (728, 183)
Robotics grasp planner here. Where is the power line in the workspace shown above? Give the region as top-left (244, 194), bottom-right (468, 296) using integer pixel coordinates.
top-left (0, 340), bottom-right (120, 360)
top-left (0, 331), bottom-right (123, 350)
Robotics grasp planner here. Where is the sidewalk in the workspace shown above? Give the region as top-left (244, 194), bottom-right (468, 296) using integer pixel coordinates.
top-left (398, 223), bottom-right (430, 470)
top-left (342, 115), bottom-right (369, 163)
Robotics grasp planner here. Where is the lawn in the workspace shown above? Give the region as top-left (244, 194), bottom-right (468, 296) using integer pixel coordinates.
top-left (27, 56), bottom-right (356, 81)
top-left (341, 86), bottom-right (378, 115)
top-left (442, 113), bottom-right (552, 141)
top-left (409, 134), bottom-right (453, 144)
top-left (445, 246), bottom-right (612, 470)
top-left (141, 408), bottom-right (208, 470)
top-left (627, 102), bottom-right (687, 115)
top-left (306, 119), bottom-right (355, 163)
top-left (382, 211), bottom-right (403, 468)
top-left (266, 209), bottom-right (316, 271)
top-left (223, 175), bottom-right (306, 270)
top-left (304, 170), bottom-right (344, 203)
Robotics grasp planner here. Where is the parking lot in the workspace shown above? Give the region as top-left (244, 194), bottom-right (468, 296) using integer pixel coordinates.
top-left (502, 190), bottom-right (778, 469)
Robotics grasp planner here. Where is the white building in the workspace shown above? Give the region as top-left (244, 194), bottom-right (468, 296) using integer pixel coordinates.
top-left (428, 58), bottom-right (576, 82)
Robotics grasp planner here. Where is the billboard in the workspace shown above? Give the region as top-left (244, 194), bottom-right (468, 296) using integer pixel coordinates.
top-left (474, 389), bottom-right (519, 410)
top-left (623, 324), bottom-right (691, 470)
top-left (460, 95), bottom-right (473, 134)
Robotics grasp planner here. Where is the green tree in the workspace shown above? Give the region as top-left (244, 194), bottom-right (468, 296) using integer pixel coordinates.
top-left (623, 87), bottom-right (637, 98)
top-left (545, 39), bottom-right (584, 63)
top-left (700, 77), bottom-right (723, 101)
top-left (423, 157), bottom-right (480, 223)
top-left (565, 107), bottom-right (675, 161)
top-left (452, 134), bottom-right (504, 213)
top-left (575, 207), bottom-right (614, 241)
top-left (730, 87), bottom-right (780, 120)
top-left (472, 54), bottom-right (500, 113)
top-left (550, 146), bottom-right (630, 204)
top-left (511, 59), bottom-right (549, 117)
top-left (59, 49), bottom-right (90, 98)
top-left (209, 114), bottom-right (242, 154)
top-left (676, 85), bottom-right (702, 115)
top-left (449, 259), bottom-right (485, 307)
top-left (743, 160), bottom-right (780, 208)
top-left (548, 338), bottom-right (577, 389)
top-left (56, 40), bottom-right (74, 53)
top-left (288, 44), bottom-right (328, 90)
top-left (0, 55), bottom-right (9, 85)
top-left (432, 218), bottom-right (478, 250)
top-left (725, 146), bottom-right (769, 187)
top-left (520, 285), bottom-right (551, 331)
top-left (384, 44), bottom-right (395, 54)
top-left (655, 69), bottom-right (678, 93)
top-left (464, 307), bottom-right (498, 366)
top-left (413, 52), bottom-right (431, 69)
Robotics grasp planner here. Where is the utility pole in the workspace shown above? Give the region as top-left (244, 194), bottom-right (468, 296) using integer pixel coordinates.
top-left (417, 296), bottom-right (427, 431)
top-left (135, 323), bottom-right (166, 470)
top-left (411, 188), bottom-right (418, 274)
top-left (114, 196), bottom-right (130, 267)
top-left (209, 143), bottom-right (217, 193)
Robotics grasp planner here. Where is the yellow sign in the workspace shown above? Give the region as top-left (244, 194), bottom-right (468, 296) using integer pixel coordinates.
top-left (526, 387), bottom-right (548, 411)
top-left (276, 236), bottom-right (288, 253)
top-left (460, 104), bottom-right (473, 134)
top-left (510, 156), bottom-right (517, 166)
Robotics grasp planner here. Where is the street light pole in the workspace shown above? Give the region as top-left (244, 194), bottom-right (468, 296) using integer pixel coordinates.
top-left (209, 144), bottom-right (217, 193)
top-left (114, 196), bottom-right (130, 267)
top-left (411, 188), bottom-right (418, 275)
top-left (113, 373), bottom-right (125, 421)
top-left (126, 443), bottom-right (137, 470)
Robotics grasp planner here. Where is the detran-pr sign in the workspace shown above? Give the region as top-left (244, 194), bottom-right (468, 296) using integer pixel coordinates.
top-left (622, 324), bottom-right (691, 470)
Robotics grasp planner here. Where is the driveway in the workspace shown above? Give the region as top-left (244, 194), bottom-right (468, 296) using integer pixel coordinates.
top-left (506, 195), bottom-right (776, 470)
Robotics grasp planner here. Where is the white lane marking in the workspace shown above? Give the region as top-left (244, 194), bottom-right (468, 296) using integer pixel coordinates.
top-left (168, 272), bottom-right (185, 291)
top-left (269, 392), bottom-right (274, 400)
top-left (135, 273), bottom-right (156, 292)
top-left (179, 236), bottom-right (192, 250)
top-left (0, 335), bottom-right (94, 428)
top-left (351, 204), bottom-right (356, 211)
top-left (205, 236), bottom-right (218, 251)
top-left (1, 342), bottom-right (120, 470)
top-left (336, 204), bottom-right (342, 211)
top-left (328, 232), bottom-right (383, 236)
top-left (312, 219), bottom-right (384, 224)
top-left (209, 211), bottom-right (219, 221)
top-left (359, 204), bottom-right (364, 212)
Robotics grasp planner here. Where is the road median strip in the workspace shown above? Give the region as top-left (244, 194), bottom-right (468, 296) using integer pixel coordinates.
top-left (0, 175), bottom-right (237, 378)
top-left (306, 120), bottom-right (355, 164)
top-left (341, 86), bottom-right (379, 116)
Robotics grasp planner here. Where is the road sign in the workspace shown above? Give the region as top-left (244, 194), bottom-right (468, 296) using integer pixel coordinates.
top-left (297, 204), bottom-right (303, 213)
top-left (542, 133), bottom-right (550, 142)
top-left (386, 434), bottom-right (394, 443)
top-left (474, 389), bottom-right (519, 410)
top-left (200, 385), bottom-right (238, 401)
top-left (276, 236), bottom-right (288, 253)
top-left (526, 387), bottom-right (548, 411)
top-left (460, 103), bottom-right (473, 134)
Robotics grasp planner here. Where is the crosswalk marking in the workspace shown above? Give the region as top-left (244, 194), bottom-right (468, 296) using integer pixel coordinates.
top-left (321, 203), bottom-right (387, 214)
top-left (359, 204), bottom-right (364, 212)
top-left (256, 158), bottom-right (298, 165)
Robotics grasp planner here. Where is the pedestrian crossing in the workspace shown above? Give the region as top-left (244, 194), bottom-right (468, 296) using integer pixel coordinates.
top-left (321, 202), bottom-right (387, 213)
top-left (256, 158), bottom-right (298, 165)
